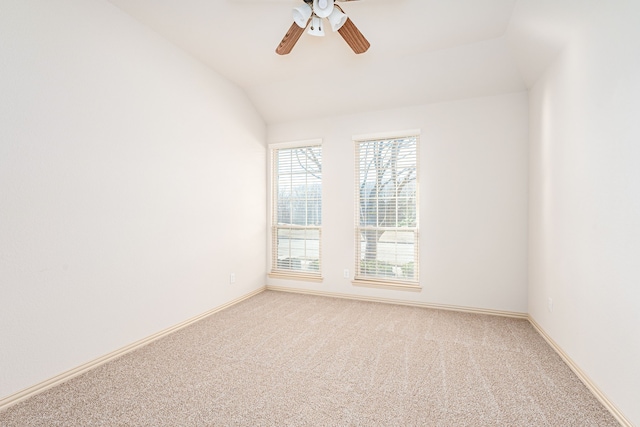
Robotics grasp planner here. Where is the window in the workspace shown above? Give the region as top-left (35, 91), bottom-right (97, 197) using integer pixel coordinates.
top-left (354, 134), bottom-right (419, 289)
top-left (270, 142), bottom-right (322, 280)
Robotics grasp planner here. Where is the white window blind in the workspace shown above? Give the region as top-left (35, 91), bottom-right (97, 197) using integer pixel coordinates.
top-left (355, 135), bottom-right (419, 285)
top-left (271, 144), bottom-right (322, 277)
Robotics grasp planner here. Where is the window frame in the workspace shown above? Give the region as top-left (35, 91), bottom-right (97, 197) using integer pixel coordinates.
top-left (268, 139), bottom-right (323, 282)
top-left (352, 131), bottom-right (421, 291)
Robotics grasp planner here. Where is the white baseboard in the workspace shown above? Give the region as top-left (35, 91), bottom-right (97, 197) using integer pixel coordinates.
top-left (2, 286), bottom-right (629, 426)
top-left (0, 286), bottom-right (266, 412)
top-left (528, 316), bottom-right (632, 427)
top-left (266, 285), bottom-right (528, 319)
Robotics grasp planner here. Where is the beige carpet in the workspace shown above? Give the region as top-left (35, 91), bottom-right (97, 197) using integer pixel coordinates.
top-left (0, 290), bottom-right (619, 426)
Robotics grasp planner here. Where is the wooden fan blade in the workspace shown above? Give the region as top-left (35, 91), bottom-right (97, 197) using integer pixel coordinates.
top-left (276, 22), bottom-right (306, 55)
top-left (337, 17), bottom-right (370, 54)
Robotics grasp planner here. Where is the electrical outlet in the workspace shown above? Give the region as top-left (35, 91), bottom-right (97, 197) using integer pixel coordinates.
top-left (343, 269), bottom-right (349, 279)
top-left (548, 298), bottom-right (553, 312)
top-left (230, 273), bottom-right (236, 284)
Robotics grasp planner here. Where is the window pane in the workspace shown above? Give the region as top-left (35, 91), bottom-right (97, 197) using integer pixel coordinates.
top-left (272, 144), bottom-right (322, 275)
top-left (355, 136), bottom-right (418, 282)
top-left (275, 227), bottom-right (320, 272)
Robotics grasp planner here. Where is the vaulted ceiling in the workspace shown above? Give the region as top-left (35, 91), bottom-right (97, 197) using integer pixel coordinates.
top-left (106, 0), bottom-right (572, 124)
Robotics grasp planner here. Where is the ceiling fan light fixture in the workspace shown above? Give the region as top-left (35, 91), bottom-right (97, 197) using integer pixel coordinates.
top-left (292, 3), bottom-right (312, 28)
top-left (327, 8), bottom-right (347, 31)
top-left (277, 0), bottom-right (369, 55)
top-left (308, 15), bottom-right (325, 36)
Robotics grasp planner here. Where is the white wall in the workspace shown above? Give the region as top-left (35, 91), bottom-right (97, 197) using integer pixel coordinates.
top-left (267, 92), bottom-right (528, 314)
top-left (526, 1), bottom-right (640, 424)
top-left (0, 0), bottom-right (266, 400)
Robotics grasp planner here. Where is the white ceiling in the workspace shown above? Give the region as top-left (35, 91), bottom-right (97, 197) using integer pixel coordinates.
top-left (106, 0), bottom-right (548, 123)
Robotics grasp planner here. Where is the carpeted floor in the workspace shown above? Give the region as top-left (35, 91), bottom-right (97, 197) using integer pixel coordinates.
top-left (0, 290), bottom-right (620, 426)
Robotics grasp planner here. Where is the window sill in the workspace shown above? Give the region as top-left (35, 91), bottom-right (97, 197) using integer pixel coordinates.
top-left (352, 279), bottom-right (422, 292)
top-left (268, 272), bottom-right (324, 283)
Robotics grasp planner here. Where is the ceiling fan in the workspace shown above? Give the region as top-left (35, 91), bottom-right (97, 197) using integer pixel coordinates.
top-left (276, 0), bottom-right (370, 55)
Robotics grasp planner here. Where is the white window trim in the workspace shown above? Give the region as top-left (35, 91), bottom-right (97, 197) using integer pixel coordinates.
top-left (352, 129), bottom-right (421, 143)
top-left (268, 139), bottom-right (323, 281)
top-left (269, 139), bottom-right (323, 150)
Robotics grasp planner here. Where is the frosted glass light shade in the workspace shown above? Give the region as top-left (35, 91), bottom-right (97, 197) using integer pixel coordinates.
top-left (313, 0), bottom-right (334, 18)
top-left (327, 8), bottom-right (347, 31)
top-left (293, 3), bottom-right (312, 28)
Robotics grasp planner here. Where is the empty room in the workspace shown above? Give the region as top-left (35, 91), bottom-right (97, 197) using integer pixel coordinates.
top-left (1, 0), bottom-right (638, 425)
